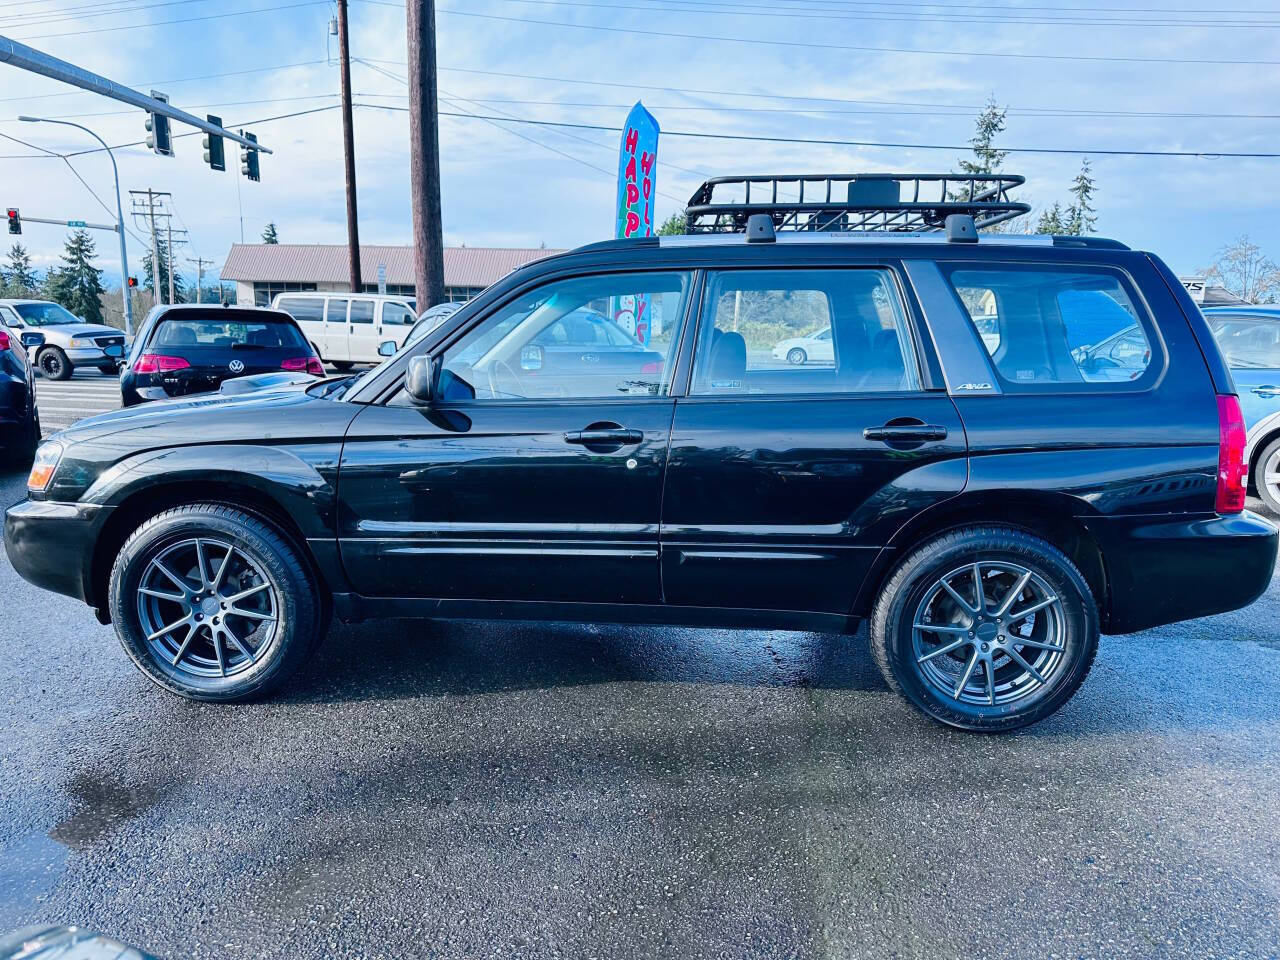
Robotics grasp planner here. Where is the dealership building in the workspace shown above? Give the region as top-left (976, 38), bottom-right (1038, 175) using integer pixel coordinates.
top-left (220, 243), bottom-right (563, 306)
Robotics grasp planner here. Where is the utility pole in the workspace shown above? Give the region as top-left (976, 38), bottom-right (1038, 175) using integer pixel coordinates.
top-left (193, 256), bottom-right (215, 303)
top-left (406, 0), bottom-right (445, 309)
top-left (166, 218), bottom-right (175, 305)
top-left (130, 189), bottom-right (171, 305)
top-left (336, 0), bottom-right (361, 293)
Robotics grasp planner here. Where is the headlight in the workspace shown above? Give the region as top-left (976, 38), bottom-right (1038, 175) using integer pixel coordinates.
top-left (67, 337), bottom-right (95, 348)
top-left (27, 441), bottom-right (63, 492)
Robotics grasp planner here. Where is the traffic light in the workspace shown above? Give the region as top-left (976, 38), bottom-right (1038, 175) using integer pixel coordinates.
top-left (239, 130), bottom-right (260, 182)
top-left (127, 276), bottom-right (138, 288)
top-left (145, 91), bottom-right (173, 157)
top-left (202, 114), bottom-right (225, 172)
top-left (6, 208), bottom-right (18, 235)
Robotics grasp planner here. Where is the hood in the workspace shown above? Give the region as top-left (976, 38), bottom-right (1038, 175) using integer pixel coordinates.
top-left (45, 323), bottom-right (123, 339)
top-left (53, 377), bottom-right (324, 445)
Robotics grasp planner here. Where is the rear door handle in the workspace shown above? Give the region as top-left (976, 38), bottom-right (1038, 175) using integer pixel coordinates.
top-left (564, 428), bottom-right (644, 445)
top-left (1251, 385), bottom-right (1280, 398)
top-left (863, 424), bottom-right (949, 442)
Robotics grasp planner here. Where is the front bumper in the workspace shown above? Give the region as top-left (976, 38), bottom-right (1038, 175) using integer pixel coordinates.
top-left (4, 498), bottom-right (112, 605)
top-left (64, 346), bottom-right (115, 364)
top-left (1085, 510), bottom-right (1278, 634)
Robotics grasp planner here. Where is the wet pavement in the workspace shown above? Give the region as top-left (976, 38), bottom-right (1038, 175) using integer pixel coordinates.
top-left (2, 465), bottom-right (1279, 960)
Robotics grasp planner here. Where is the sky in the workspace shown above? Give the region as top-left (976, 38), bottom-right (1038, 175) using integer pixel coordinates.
top-left (0, 0), bottom-right (1278, 286)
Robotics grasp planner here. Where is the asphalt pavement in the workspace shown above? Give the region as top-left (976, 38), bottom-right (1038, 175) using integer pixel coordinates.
top-left (2, 469), bottom-right (1280, 959)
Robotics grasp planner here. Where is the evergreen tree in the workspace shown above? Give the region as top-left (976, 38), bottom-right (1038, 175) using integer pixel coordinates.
top-left (42, 230), bottom-right (105, 323)
top-left (261, 222), bottom-right (279, 244)
top-left (1035, 202), bottom-right (1066, 235)
top-left (2, 242), bottom-right (38, 296)
top-left (1064, 158), bottom-right (1098, 236)
top-left (141, 236), bottom-right (186, 305)
top-left (950, 95), bottom-right (1008, 202)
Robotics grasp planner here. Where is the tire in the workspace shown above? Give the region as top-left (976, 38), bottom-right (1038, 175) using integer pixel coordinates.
top-left (1252, 436), bottom-right (1280, 516)
top-left (38, 347), bottom-right (72, 381)
top-left (331, 360), bottom-right (353, 371)
top-left (108, 503), bottom-right (325, 702)
top-left (2, 410), bottom-right (38, 469)
top-left (871, 526), bottom-right (1099, 733)
top-left (97, 364), bottom-right (119, 376)
top-left (786, 347), bottom-right (807, 365)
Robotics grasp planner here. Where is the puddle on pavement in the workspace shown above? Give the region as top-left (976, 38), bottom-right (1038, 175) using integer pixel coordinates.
top-left (48, 771), bottom-right (166, 851)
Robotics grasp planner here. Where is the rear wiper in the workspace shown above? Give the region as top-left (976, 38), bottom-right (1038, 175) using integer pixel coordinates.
top-left (230, 342), bottom-right (267, 349)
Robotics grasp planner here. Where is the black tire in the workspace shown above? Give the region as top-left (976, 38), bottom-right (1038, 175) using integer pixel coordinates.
top-left (97, 364), bottom-right (119, 376)
top-left (871, 526), bottom-right (1099, 733)
top-left (38, 347), bottom-right (72, 381)
top-left (1252, 436), bottom-right (1280, 516)
top-left (108, 503), bottom-right (325, 702)
top-left (786, 347), bottom-right (807, 365)
top-left (331, 360), bottom-right (354, 371)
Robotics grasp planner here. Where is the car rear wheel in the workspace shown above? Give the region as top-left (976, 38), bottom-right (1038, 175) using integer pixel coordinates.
top-left (38, 347), bottom-right (72, 381)
top-left (1253, 437), bottom-right (1280, 515)
top-left (786, 347), bottom-right (807, 365)
top-left (871, 526), bottom-right (1099, 732)
top-left (109, 504), bottom-right (325, 702)
top-left (97, 364), bottom-right (118, 376)
top-left (331, 360), bottom-right (353, 371)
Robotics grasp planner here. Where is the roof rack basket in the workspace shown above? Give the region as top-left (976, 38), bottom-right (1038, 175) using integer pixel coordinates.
top-left (683, 173), bottom-right (1029, 234)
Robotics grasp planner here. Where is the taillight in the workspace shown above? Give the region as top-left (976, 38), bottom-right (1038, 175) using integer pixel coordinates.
top-left (640, 361), bottom-right (663, 374)
top-left (0, 330), bottom-right (10, 351)
top-left (1216, 393), bottom-right (1247, 514)
top-left (282, 356), bottom-right (324, 376)
top-left (133, 354), bottom-right (190, 374)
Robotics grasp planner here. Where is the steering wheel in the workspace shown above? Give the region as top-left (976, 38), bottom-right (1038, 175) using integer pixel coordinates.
top-left (486, 357), bottom-right (527, 399)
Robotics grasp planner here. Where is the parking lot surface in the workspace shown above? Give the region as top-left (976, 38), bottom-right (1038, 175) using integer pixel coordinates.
top-left (2, 464), bottom-right (1280, 959)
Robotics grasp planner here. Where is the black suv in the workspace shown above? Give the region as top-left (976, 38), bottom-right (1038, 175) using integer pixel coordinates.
top-left (5, 174), bottom-right (1276, 731)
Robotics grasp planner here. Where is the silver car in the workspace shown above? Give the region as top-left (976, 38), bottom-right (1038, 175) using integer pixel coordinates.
top-left (0, 299), bottom-right (126, 380)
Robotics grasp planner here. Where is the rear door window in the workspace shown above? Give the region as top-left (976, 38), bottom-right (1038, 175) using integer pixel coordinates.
top-left (946, 265), bottom-right (1156, 389)
top-left (350, 300), bottom-right (376, 325)
top-left (276, 297), bottom-right (324, 324)
top-left (1207, 317), bottom-right (1280, 369)
top-left (689, 268), bottom-right (920, 395)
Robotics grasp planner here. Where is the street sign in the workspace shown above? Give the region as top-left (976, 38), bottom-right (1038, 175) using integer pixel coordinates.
top-left (1181, 276), bottom-right (1207, 304)
top-left (67, 219), bottom-right (86, 227)
top-left (376, 263), bottom-right (387, 295)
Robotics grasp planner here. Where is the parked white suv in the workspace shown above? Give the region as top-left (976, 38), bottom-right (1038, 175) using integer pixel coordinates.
top-left (271, 292), bottom-right (418, 368)
top-left (0, 299), bottom-right (126, 380)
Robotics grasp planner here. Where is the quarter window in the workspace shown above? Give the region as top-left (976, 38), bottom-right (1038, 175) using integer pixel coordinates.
top-left (326, 299), bottom-right (348, 323)
top-left (1208, 317), bottom-right (1280, 370)
top-left (947, 266), bottom-right (1155, 388)
top-left (431, 271), bottom-right (692, 402)
top-left (276, 297), bottom-right (324, 324)
top-left (690, 268), bottom-right (919, 396)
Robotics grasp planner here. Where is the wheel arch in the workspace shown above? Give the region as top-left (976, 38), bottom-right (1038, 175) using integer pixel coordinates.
top-left (88, 477), bottom-right (337, 621)
top-left (1246, 419), bottom-right (1280, 496)
top-left (853, 491), bottom-right (1110, 630)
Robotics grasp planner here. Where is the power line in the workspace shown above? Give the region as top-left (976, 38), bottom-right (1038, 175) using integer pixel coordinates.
top-left (414, 5), bottom-right (1280, 66)
top-left (10, 0), bottom-right (327, 40)
top-left (1, 0), bottom-right (220, 28)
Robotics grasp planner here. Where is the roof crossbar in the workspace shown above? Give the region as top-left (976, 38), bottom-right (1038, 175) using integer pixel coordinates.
top-left (684, 173), bottom-right (1029, 234)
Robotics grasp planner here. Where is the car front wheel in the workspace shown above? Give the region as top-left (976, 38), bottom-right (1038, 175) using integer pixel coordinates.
top-left (38, 347), bottom-right (72, 381)
top-left (871, 526), bottom-right (1099, 732)
top-left (1253, 436), bottom-right (1280, 515)
top-left (109, 504), bottom-right (325, 701)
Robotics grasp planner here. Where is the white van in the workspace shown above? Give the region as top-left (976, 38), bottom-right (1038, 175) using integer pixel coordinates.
top-left (271, 292), bottom-right (417, 368)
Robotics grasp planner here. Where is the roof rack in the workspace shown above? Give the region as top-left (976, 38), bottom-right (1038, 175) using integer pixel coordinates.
top-left (684, 173), bottom-right (1030, 234)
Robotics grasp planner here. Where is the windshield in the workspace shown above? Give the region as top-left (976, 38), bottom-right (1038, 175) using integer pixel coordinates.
top-left (14, 302), bottom-right (80, 326)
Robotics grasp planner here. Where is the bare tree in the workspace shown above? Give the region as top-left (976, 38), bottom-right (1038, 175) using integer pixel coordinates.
top-left (1203, 236), bottom-right (1280, 303)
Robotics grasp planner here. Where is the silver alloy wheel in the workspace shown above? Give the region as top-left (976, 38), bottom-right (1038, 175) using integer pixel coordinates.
top-left (1262, 446), bottom-right (1280, 508)
top-left (911, 560), bottom-right (1066, 707)
top-left (787, 348), bottom-right (806, 365)
top-left (136, 537), bottom-right (279, 679)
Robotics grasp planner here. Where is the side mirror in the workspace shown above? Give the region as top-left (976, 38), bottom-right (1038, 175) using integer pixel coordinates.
top-left (406, 354), bottom-right (435, 404)
top-left (20, 331), bottom-right (44, 348)
top-left (378, 340), bottom-right (398, 358)
top-left (520, 343), bottom-right (545, 371)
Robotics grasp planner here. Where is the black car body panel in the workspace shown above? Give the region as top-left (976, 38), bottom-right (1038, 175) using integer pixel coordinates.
top-left (120, 304), bottom-right (320, 406)
top-left (5, 231), bottom-right (1276, 638)
top-left (0, 333), bottom-right (37, 454)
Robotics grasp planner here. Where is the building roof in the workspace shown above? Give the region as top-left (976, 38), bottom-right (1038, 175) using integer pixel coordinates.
top-left (220, 243), bottom-right (564, 287)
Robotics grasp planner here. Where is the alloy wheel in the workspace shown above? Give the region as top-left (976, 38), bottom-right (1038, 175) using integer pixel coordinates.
top-left (136, 537), bottom-right (279, 679)
top-left (911, 560), bottom-right (1066, 707)
top-left (1262, 447), bottom-right (1280, 509)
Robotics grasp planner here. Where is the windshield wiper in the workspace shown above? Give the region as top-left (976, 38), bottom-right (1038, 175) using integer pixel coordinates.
top-left (230, 342), bottom-right (267, 350)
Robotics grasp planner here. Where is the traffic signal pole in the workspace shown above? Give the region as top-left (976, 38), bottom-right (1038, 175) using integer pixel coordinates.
top-left (336, 0), bottom-right (362, 293)
top-left (406, 0), bottom-right (445, 309)
top-left (16, 115), bottom-right (133, 335)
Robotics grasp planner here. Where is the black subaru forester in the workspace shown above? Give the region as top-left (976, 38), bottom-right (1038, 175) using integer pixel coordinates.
top-left (5, 174), bottom-right (1276, 731)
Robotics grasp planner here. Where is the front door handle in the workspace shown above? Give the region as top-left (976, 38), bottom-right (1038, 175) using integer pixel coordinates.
top-left (863, 424), bottom-right (949, 442)
top-left (1252, 385), bottom-right (1280, 398)
top-left (564, 428), bottom-right (644, 446)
